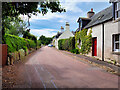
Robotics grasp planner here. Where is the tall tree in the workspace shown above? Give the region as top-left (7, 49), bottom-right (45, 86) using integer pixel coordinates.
top-left (2, 1), bottom-right (65, 43)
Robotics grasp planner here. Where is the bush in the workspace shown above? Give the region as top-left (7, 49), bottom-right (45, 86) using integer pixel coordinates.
top-left (58, 39), bottom-right (63, 50)
top-left (58, 37), bottom-right (75, 51)
top-left (70, 49), bottom-right (80, 54)
top-left (4, 34), bottom-right (36, 53)
top-left (75, 29), bottom-right (92, 54)
top-left (25, 39), bottom-right (36, 49)
top-left (23, 30), bottom-right (37, 44)
top-left (37, 40), bottom-right (41, 46)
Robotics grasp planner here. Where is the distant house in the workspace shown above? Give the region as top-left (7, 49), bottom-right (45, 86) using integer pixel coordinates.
top-left (53, 22), bottom-right (74, 49)
top-left (77, 1), bottom-right (120, 63)
top-left (52, 32), bottom-right (63, 48)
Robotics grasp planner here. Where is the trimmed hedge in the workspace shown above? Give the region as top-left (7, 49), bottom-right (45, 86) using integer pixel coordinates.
top-left (58, 37), bottom-right (75, 51)
top-left (4, 34), bottom-right (36, 53)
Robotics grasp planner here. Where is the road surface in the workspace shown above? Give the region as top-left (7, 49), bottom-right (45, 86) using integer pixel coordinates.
top-left (14, 46), bottom-right (118, 88)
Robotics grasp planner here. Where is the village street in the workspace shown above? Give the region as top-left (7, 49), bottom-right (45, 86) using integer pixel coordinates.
top-left (8, 46), bottom-right (118, 88)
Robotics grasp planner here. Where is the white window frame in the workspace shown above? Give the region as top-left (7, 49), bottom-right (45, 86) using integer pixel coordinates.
top-left (113, 34), bottom-right (120, 52)
top-left (115, 2), bottom-right (120, 19)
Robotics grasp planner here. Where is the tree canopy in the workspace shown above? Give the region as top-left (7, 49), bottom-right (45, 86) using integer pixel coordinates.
top-left (39, 35), bottom-right (52, 45)
top-left (2, 1), bottom-right (65, 44)
top-left (2, 2), bottom-right (65, 20)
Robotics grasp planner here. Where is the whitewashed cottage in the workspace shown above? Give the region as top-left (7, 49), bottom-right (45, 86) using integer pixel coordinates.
top-left (77, 1), bottom-right (120, 64)
top-left (53, 22), bottom-right (74, 49)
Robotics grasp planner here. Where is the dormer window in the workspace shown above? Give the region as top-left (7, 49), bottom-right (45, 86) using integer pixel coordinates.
top-left (115, 2), bottom-right (120, 19)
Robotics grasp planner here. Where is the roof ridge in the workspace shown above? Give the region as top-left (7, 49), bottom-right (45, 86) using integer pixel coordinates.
top-left (91, 5), bottom-right (112, 19)
top-left (84, 5), bottom-right (113, 29)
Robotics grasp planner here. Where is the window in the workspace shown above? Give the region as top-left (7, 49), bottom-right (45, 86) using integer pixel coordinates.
top-left (113, 34), bottom-right (120, 52)
top-left (115, 2), bottom-right (120, 19)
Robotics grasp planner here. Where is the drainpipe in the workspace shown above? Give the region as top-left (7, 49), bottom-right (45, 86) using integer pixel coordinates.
top-left (102, 23), bottom-right (104, 61)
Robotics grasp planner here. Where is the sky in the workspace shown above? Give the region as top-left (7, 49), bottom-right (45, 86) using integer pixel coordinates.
top-left (21, 0), bottom-right (112, 39)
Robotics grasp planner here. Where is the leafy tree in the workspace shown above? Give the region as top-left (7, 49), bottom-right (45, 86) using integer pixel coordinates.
top-left (2, 1), bottom-right (66, 43)
top-left (5, 17), bottom-right (26, 36)
top-left (39, 35), bottom-right (52, 45)
top-left (23, 29), bottom-right (37, 44)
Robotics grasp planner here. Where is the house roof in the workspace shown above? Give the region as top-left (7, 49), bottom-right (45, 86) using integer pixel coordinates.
top-left (84, 6), bottom-right (113, 29)
top-left (72, 31), bottom-right (76, 35)
top-left (109, 0), bottom-right (120, 3)
top-left (54, 32), bottom-right (63, 39)
top-left (78, 17), bottom-right (91, 22)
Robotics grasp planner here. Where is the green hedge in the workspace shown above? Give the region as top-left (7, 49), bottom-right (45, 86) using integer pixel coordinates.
top-left (58, 37), bottom-right (75, 51)
top-left (70, 49), bottom-right (80, 54)
top-left (4, 34), bottom-right (37, 53)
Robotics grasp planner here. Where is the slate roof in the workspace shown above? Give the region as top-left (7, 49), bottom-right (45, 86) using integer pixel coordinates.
top-left (109, 0), bottom-right (120, 3)
top-left (54, 32), bottom-right (63, 39)
top-left (77, 17), bottom-right (91, 22)
top-left (84, 6), bottom-right (113, 29)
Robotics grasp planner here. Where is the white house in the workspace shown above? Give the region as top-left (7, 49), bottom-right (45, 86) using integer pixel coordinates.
top-left (77, 1), bottom-right (120, 64)
top-left (53, 22), bottom-right (74, 49)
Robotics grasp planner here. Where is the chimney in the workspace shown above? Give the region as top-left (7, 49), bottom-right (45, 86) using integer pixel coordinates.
top-left (61, 26), bottom-right (64, 32)
top-left (65, 22), bottom-right (70, 31)
top-left (87, 8), bottom-right (95, 18)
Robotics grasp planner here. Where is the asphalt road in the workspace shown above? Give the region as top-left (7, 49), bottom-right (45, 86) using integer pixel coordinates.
top-left (14, 46), bottom-right (118, 88)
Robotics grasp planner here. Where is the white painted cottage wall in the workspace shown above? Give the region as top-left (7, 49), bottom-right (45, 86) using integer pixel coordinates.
top-left (87, 20), bottom-right (119, 62)
top-left (104, 21), bottom-right (119, 61)
top-left (87, 24), bottom-right (102, 59)
top-left (56, 31), bottom-right (74, 49)
top-left (56, 23), bottom-right (74, 49)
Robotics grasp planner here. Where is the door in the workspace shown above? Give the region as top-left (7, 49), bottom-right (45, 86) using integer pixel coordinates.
top-left (92, 37), bottom-right (97, 56)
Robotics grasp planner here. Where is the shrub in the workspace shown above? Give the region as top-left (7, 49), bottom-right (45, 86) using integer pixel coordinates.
top-left (58, 37), bottom-right (75, 51)
top-left (4, 34), bottom-right (36, 53)
top-left (68, 37), bottom-right (75, 51)
top-left (70, 49), bottom-right (80, 54)
top-left (23, 46), bottom-right (28, 52)
top-left (58, 39), bottom-right (62, 50)
top-left (23, 30), bottom-right (37, 44)
top-left (75, 29), bottom-right (92, 54)
top-left (37, 40), bottom-right (41, 46)
top-left (25, 39), bottom-right (36, 49)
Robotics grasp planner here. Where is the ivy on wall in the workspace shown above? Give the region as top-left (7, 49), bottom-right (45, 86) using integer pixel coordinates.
top-left (75, 29), bottom-right (92, 54)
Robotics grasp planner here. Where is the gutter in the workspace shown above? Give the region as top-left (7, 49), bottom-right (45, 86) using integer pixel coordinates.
top-left (102, 23), bottom-right (104, 61)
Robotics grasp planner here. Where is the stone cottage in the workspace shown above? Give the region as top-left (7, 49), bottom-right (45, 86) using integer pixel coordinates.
top-left (77, 1), bottom-right (120, 63)
top-left (53, 22), bottom-right (74, 49)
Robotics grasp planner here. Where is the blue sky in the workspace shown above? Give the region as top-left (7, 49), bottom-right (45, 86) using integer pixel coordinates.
top-left (22, 1), bottom-right (112, 39)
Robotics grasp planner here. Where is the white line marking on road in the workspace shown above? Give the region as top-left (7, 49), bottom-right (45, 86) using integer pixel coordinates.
top-left (41, 67), bottom-right (44, 71)
top-left (51, 80), bottom-right (58, 89)
top-left (34, 65), bottom-right (46, 89)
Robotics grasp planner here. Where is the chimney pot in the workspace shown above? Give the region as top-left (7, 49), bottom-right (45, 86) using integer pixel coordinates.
top-left (66, 22), bottom-right (69, 26)
top-left (65, 22), bottom-right (70, 31)
top-left (87, 8), bottom-right (95, 18)
top-left (61, 26), bottom-right (64, 32)
top-left (91, 8), bottom-right (93, 12)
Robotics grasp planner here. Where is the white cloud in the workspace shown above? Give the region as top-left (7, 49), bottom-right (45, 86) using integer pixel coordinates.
top-left (60, 0), bottom-right (83, 13)
top-left (30, 29), bottom-right (59, 38)
top-left (58, 19), bottom-right (66, 23)
top-left (60, 0), bottom-right (109, 13)
top-left (19, 11), bottom-right (66, 22)
top-left (30, 11), bottom-right (66, 22)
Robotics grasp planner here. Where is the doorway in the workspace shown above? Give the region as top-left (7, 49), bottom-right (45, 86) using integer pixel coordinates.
top-left (92, 37), bottom-right (97, 56)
